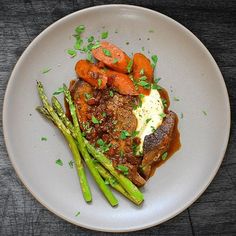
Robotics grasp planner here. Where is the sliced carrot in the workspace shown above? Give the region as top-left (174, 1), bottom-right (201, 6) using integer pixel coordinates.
top-left (92, 41), bottom-right (131, 74)
top-left (133, 53), bottom-right (154, 95)
top-left (106, 70), bottom-right (138, 96)
top-left (75, 60), bottom-right (107, 89)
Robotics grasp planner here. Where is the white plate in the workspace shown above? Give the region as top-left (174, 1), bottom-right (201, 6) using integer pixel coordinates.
top-left (3, 5), bottom-right (230, 232)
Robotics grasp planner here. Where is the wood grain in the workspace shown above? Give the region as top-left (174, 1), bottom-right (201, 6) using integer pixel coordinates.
top-left (0, 0), bottom-right (235, 235)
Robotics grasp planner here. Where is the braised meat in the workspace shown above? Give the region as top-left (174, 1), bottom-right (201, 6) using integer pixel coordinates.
top-left (141, 111), bottom-right (177, 179)
top-left (69, 79), bottom-right (146, 186)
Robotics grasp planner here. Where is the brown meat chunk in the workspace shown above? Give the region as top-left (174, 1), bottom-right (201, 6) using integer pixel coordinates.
top-left (142, 111), bottom-right (177, 179)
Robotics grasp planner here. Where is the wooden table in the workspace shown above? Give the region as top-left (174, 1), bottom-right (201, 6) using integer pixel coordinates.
top-left (0, 1), bottom-right (235, 235)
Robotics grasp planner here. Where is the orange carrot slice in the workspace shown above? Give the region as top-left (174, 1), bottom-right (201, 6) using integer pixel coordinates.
top-left (133, 53), bottom-right (154, 95)
top-left (92, 41), bottom-right (132, 74)
top-left (75, 60), bottom-right (107, 89)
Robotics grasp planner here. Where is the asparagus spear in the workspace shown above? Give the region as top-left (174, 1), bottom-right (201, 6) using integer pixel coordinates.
top-left (50, 95), bottom-right (143, 205)
top-left (85, 140), bottom-right (144, 205)
top-left (94, 162), bottom-right (140, 204)
top-left (36, 81), bottom-right (92, 202)
top-left (62, 85), bottom-right (118, 207)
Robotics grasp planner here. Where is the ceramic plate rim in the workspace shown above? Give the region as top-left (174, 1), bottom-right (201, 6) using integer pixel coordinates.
top-left (2, 4), bottom-right (231, 232)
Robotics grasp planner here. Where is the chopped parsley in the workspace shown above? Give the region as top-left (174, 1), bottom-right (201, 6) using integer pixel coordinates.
top-left (161, 152), bottom-right (168, 161)
top-left (67, 49), bottom-right (77, 57)
top-left (91, 42), bottom-right (101, 49)
top-left (68, 160), bottom-right (74, 169)
top-left (87, 35), bottom-right (94, 42)
top-left (109, 90), bottom-right (114, 97)
top-left (161, 98), bottom-right (167, 108)
top-left (75, 25), bottom-right (85, 34)
top-left (126, 41), bottom-right (129, 45)
top-left (149, 29), bottom-right (154, 33)
top-left (98, 79), bottom-right (102, 88)
top-left (84, 93), bottom-right (92, 101)
top-left (131, 130), bottom-right (139, 137)
top-left (41, 136), bottom-right (47, 141)
top-left (82, 122), bottom-right (92, 133)
top-left (53, 87), bottom-right (64, 95)
top-left (102, 48), bottom-right (112, 57)
top-left (127, 60), bottom-right (133, 73)
top-left (151, 126), bottom-right (156, 132)
top-left (119, 150), bottom-right (124, 158)
top-left (173, 97), bottom-right (180, 101)
top-left (137, 80), bottom-right (151, 89)
top-left (75, 211), bottom-right (80, 217)
top-left (112, 58), bottom-right (119, 64)
top-left (140, 68), bottom-right (145, 75)
top-left (120, 130), bottom-right (130, 140)
top-left (141, 46), bottom-right (145, 51)
top-left (86, 51), bottom-right (93, 63)
top-left (55, 159), bottom-right (63, 166)
top-left (97, 139), bottom-right (112, 153)
top-left (159, 113), bottom-right (166, 118)
top-left (202, 110), bottom-right (207, 116)
top-left (102, 112), bottom-right (107, 117)
top-left (42, 68), bottom-right (51, 74)
top-left (101, 31), bottom-right (109, 39)
top-left (146, 118), bottom-right (152, 124)
top-left (116, 165), bottom-right (129, 175)
top-left (91, 116), bottom-right (101, 124)
top-left (74, 38), bottom-right (83, 50)
top-left (152, 78), bottom-right (162, 90)
top-left (151, 55), bottom-right (158, 68)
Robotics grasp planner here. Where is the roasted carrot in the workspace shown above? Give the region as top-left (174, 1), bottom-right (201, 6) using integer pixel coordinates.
top-left (133, 53), bottom-right (154, 95)
top-left (75, 60), bottom-right (108, 89)
top-left (106, 70), bottom-right (138, 96)
top-left (92, 41), bottom-right (132, 74)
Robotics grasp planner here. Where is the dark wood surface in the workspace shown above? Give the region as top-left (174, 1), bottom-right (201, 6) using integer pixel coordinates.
top-left (0, 0), bottom-right (235, 235)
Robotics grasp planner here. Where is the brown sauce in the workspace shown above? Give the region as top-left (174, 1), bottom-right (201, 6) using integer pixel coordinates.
top-left (149, 86), bottom-right (181, 177)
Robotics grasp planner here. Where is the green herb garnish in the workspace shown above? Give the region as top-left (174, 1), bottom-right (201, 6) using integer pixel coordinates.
top-left (159, 113), bottom-right (166, 118)
top-left (120, 150), bottom-right (124, 158)
top-left (112, 58), bottom-right (119, 64)
top-left (149, 29), bottom-right (154, 33)
top-left (42, 68), bottom-right (51, 74)
top-left (126, 42), bottom-right (129, 45)
top-left (98, 79), bottom-right (102, 88)
top-left (109, 90), bottom-right (114, 97)
top-left (141, 46), bottom-right (145, 51)
top-left (74, 38), bottom-right (83, 50)
top-left (161, 152), bottom-right (168, 161)
top-left (91, 42), bottom-right (101, 49)
top-left (180, 112), bottom-right (184, 119)
top-left (146, 118), bottom-right (152, 124)
top-left (151, 126), bottom-right (156, 132)
top-left (87, 36), bottom-right (94, 43)
top-left (202, 110), bottom-right (207, 116)
top-left (102, 112), bottom-right (107, 117)
top-left (101, 31), bottom-right (108, 39)
top-left (97, 139), bottom-right (112, 153)
top-left (92, 116), bottom-right (101, 124)
top-left (120, 130), bottom-right (130, 140)
top-left (161, 98), bottom-right (167, 108)
top-left (137, 80), bottom-right (151, 89)
top-left (151, 55), bottom-right (158, 68)
top-left (55, 159), bottom-right (63, 166)
top-left (174, 97), bottom-right (180, 101)
top-left (131, 130), bottom-right (140, 137)
top-left (41, 136), bottom-right (47, 141)
top-left (102, 48), bottom-right (112, 57)
top-left (75, 25), bottom-right (85, 34)
top-left (84, 93), bottom-right (92, 101)
top-left (67, 49), bottom-right (77, 57)
top-left (75, 211), bottom-right (80, 217)
top-left (53, 87), bottom-right (64, 95)
top-left (86, 51), bottom-right (93, 63)
top-left (68, 160), bottom-right (74, 169)
top-left (127, 60), bottom-right (133, 73)
top-left (140, 68), bottom-right (145, 75)
top-left (116, 165), bottom-right (129, 175)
